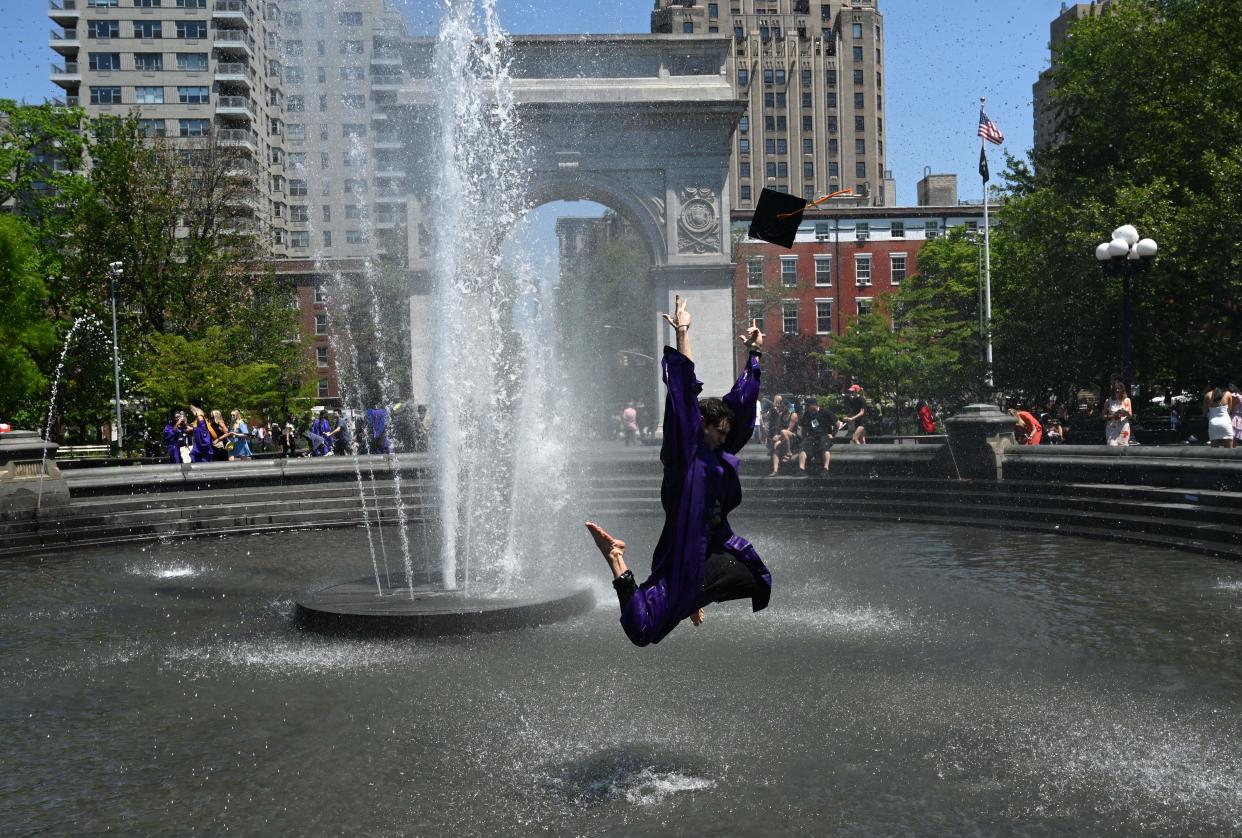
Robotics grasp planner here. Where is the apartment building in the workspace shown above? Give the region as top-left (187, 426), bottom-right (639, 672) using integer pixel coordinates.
top-left (49, 0), bottom-right (409, 405)
top-left (652, 0), bottom-right (893, 210)
top-left (1032, 1), bottom-right (1113, 153)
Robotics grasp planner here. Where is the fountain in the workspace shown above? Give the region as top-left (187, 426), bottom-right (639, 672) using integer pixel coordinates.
top-left (295, 0), bottom-right (591, 635)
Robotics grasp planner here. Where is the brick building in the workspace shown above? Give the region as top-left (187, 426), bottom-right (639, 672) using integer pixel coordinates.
top-left (733, 191), bottom-right (994, 353)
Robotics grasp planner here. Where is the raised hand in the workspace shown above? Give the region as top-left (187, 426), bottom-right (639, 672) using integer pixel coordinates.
top-left (662, 294), bottom-right (691, 332)
top-left (738, 318), bottom-right (764, 349)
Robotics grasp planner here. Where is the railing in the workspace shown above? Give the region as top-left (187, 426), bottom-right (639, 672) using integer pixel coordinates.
top-left (215, 62), bottom-right (253, 78)
top-left (50, 28), bottom-right (78, 41)
top-left (213, 30), bottom-right (256, 50)
top-left (217, 127), bottom-right (258, 145)
top-left (49, 0), bottom-right (79, 12)
top-left (213, 0), bottom-right (252, 19)
top-left (216, 95), bottom-right (255, 111)
top-left (51, 61), bottom-right (80, 74)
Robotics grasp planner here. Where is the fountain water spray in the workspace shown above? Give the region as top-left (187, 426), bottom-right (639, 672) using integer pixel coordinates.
top-left (37, 314), bottom-right (100, 514)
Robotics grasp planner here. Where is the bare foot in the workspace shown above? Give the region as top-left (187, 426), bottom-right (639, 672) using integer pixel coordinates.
top-left (585, 522), bottom-right (628, 579)
top-left (691, 608), bottom-right (705, 627)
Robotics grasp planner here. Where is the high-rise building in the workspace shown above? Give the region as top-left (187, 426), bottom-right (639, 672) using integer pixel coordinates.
top-left (651, 0), bottom-right (892, 209)
top-left (1032, 1), bottom-right (1113, 153)
top-left (49, 0), bottom-right (408, 405)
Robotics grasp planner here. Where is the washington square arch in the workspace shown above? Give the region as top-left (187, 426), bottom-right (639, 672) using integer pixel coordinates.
top-left (398, 35), bottom-right (746, 402)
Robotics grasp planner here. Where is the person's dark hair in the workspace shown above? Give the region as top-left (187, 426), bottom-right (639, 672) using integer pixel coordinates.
top-left (699, 397), bottom-right (734, 428)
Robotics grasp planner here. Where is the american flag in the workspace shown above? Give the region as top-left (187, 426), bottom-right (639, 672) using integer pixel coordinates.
top-left (978, 109), bottom-right (1004, 145)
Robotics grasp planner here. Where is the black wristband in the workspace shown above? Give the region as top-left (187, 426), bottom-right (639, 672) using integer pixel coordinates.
top-left (749, 349), bottom-right (763, 358)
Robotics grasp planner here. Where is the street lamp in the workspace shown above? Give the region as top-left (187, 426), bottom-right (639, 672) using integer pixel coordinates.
top-left (1094, 225), bottom-right (1157, 391)
top-left (107, 261), bottom-right (124, 454)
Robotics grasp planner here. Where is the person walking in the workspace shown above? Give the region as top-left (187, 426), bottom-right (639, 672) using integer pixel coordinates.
top-left (1104, 380), bottom-right (1133, 447)
top-left (621, 402), bottom-right (639, 447)
top-left (1205, 386), bottom-right (1235, 449)
top-left (208, 409), bottom-right (231, 458)
top-left (917, 401), bottom-right (937, 435)
top-left (586, 301), bottom-right (771, 647)
top-left (845, 384), bottom-right (868, 445)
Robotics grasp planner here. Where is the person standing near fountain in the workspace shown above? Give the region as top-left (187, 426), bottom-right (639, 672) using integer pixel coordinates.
top-left (189, 406), bottom-right (214, 463)
top-left (587, 297), bottom-right (771, 647)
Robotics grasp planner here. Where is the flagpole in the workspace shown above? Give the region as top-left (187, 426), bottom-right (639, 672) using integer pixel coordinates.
top-left (981, 97), bottom-right (994, 391)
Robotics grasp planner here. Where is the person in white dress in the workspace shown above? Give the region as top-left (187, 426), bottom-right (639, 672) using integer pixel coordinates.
top-left (1104, 379), bottom-right (1133, 447)
top-left (1204, 386), bottom-right (1235, 449)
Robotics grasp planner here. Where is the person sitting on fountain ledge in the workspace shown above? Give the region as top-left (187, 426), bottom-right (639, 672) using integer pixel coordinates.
top-left (587, 296), bottom-right (772, 647)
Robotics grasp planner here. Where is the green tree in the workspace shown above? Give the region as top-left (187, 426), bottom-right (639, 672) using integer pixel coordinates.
top-left (0, 215), bottom-right (57, 424)
top-left (0, 99), bottom-right (87, 217)
top-left (997, 0), bottom-right (1242, 401)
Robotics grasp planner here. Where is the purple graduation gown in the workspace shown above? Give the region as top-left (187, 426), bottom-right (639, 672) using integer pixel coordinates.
top-left (619, 347), bottom-right (772, 647)
top-left (163, 423), bottom-right (182, 464)
top-left (190, 417), bottom-right (214, 463)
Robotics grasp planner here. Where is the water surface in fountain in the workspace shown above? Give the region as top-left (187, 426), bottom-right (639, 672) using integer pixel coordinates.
top-left (3, 518), bottom-right (1241, 836)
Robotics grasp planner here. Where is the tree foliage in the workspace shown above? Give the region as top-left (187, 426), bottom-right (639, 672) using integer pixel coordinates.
top-left (0, 216), bottom-right (56, 424)
top-left (0, 99), bottom-right (87, 216)
top-left (997, 0), bottom-right (1242, 400)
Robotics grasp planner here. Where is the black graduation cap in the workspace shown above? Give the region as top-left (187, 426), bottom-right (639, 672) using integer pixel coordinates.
top-left (747, 188), bottom-right (807, 249)
top-left (747, 187), bottom-right (854, 249)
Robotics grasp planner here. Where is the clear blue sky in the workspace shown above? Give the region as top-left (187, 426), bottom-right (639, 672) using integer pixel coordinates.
top-left (8, 0), bottom-right (1067, 211)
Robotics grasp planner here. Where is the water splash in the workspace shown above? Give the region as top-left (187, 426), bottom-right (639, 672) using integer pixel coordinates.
top-left (37, 314), bottom-right (101, 514)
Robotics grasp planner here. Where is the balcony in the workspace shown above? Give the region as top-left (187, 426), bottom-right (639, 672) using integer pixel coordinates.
top-left (212, 0), bottom-right (252, 24)
top-left (374, 166), bottom-right (407, 179)
top-left (48, 0), bottom-right (79, 25)
top-left (370, 70), bottom-right (404, 91)
top-left (49, 28), bottom-right (79, 55)
top-left (50, 61), bottom-right (81, 88)
top-left (216, 95), bottom-right (256, 120)
top-left (371, 50), bottom-right (402, 66)
top-left (373, 131), bottom-right (402, 148)
top-left (217, 127), bottom-right (258, 151)
top-left (213, 29), bottom-right (256, 58)
top-left (215, 62), bottom-right (253, 84)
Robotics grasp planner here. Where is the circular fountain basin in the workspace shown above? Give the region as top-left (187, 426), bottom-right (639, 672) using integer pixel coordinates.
top-left (295, 578), bottom-right (595, 637)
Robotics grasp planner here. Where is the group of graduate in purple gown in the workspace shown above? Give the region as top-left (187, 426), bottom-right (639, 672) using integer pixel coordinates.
top-left (588, 296), bottom-right (773, 646)
top-left (162, 405), bottom-right (252, 464)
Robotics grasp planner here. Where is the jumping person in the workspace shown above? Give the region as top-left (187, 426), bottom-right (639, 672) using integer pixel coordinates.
top-left (586, 297), bottom-right (772, 647)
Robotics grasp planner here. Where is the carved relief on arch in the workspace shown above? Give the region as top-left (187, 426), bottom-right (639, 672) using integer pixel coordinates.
top-left (676, 185), bottom-right (721, 255)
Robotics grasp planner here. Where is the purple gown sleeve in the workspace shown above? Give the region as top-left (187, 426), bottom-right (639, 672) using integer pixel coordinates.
top-left (659, 347), bottom-right (703, 474)
top-left (721, 350), bottom-right (762, 455)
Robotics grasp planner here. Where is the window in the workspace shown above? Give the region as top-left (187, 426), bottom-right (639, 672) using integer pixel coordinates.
top-left (815, 300), bottom-right (833, 334)
top-left (317, 379), bottom-right (331, 399)
top-left (291, 231), bottom-right (311, 250)
top-left (782, 301), bottom-right (799, 334)
top-left (759, 26), bottom-right (769, 41)
top-left (777, 162), bottom-right (789, 178)
top-left (89, 52), bottom-right (122, 71)
top-left (288, 179), bottom-right (308, 197)
top-left (852, 22), bottom-right (863, 38)
top-left (777, 139), bottom-right (788, 154)
top-left (748, 302), bottom-right (766, 334)
top-left (88, 0), bottom-right (119, 5)
top-left (134, 21), bottom-right (162, 39)
top-left (682, 21), bottom-right (695, 34)
top-left (890, 254), bottom-right (907, 285)
top-left (854, 92), bottom-right (865, 109)
top-left (925, 220), bottom-right (940, 239)
top-left (317, 347), bottom-right (330, 368)
top-left (827, 116), bottom-right (837, 134)
top-left (317, 67), bottom-right (327, 83)
top-left (176, 0), bottom-right (206, 7)
top-left (814, 255), bottom-right (832, 286)
top-left (287, 152), bottom-right (307, 171)
top-left (138, 118), bottom-right (165, 137)
top-left (176, 53), bottom-right (207, 71)
top-left (739, 139), bottom-right (749, 154)
top-left (338, 11), bottom-right (363, 25)
top-left (739, 162), bottom-right (750, 178)
top-left (340, 40), bottom-right (364, 55)
top-left (891, 221), bottom-right (905, 238)
top-left (829, 161), bottom-right (839, 177)
top-left (90, 86), bottom-right (122, 105)
top-left (747, 257), bottom-right (764, 287)
top-left (764, 92), bottom-right (774, 108)
top-left (320, 151), bottom-right (330, 169)
top-left (285, 67), bottom-right (304, 85)
top-left (856, 297), bottom-right (874, 317)
top-left (340, 66), bottom-right (366, 81)
top-left (855, 221), bottom-right (870, 241)
top-left (829, 138), bottom-right (838, 154)
top-left (708, 3), bottom-right (719, 18)
top-left (803, 138), bottom-right (813, 154)
top-left (343, 151), bottom-right (366, 167)
top-left (740, 185), bottom-right (751, 201)
top-left (856, 139), bottom-right (866, 155)
top-left (826, 68), bottom-right (836, 87)
top-left (775, 69), bottom-right (786, 85)
top-left (317, 41), bottom-right (326, 57)
top-left (802, 92), bottom-right (812, 108)
top-left (88, 20), bottom-right (120, 38)
top-left (856, 161), bottom-right (867, 178)
top-left (765, 115), bottom-right (775, 131)
top-left (776, 116), bottom-right (787, 131)
top-left (285, 95), bottom-right (305, 112)
top-left (826, 92), bottom-right (837, 108)
top-left (179, 118), bottom-right (209, 137)
top-left (853, 46), bottom-right (863, 62)
top-left (735, 25), bottom-right (744, 41)
top-left (176, 20), bottom-right (206, 38)
top-left (781, 256), bottom-right (798, 286)
top-left (285, 11), bottom-right (303, 27)
top-left (286, 123), bottom-right (306, 141)
top-left (802, 116), bottom-right (813, 132)
top-left (344, 204), bottom-right (368, 219)
top-left (177, 86), bottom-right (209, 104)
top-left (854, 69), bottom-right (864, 86)
top-left (855, 116), bottom-right (865, 132)
top-left (290, 205), bottom-right (309, 223)
top-left (855, 254), bottom-right (872, 285)
top-left (876, 95), bottom-right (882, 110)
top-left (763, 68), bottom-right (774, 85)
top-left (322, 231), bottom-right (333, 247)
top-left (737, 68), bottom-right (749, 86)
top-left (776, 93), bottom-right (786, 107)
top-left (344, 179), bottom-right (367, 194)
top-left (766, 161), bottom-right (777, 179)
top-left (133, 86), bottom-right (164, 106)
top-left (738, 115), bottom-right (748, 134)
top-left (284, 40), bottom-right (304, 58)
top-left (135, 0), bottom-right (161, 9)
top-left (801, 69), bottom-right (812, 86)
top-left (346, 230), bottom-right (367, 244)
top-left (342, 95), bottom-right (366, 109)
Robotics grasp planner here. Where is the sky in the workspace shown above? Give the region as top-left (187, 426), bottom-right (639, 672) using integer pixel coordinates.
top-left (5, 0), bottom-right (1070, 259)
